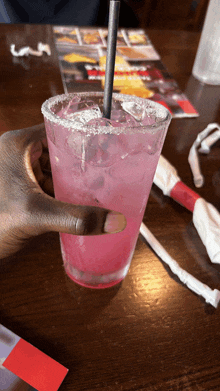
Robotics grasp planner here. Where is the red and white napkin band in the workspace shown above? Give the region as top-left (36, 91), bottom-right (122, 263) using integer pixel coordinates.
top-left (140, 153), bottom-right (220, 308)
top-left (0, 324), bottom-right (68, 391)
top-left (154, 154), bottom-right (220, 265)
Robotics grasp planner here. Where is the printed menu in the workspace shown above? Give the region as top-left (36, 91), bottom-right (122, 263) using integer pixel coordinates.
top-left (53, 26), bottom-right (198, 118)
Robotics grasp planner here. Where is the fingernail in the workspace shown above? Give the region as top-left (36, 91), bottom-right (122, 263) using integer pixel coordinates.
top-left (104, 211), bottom-right (127, 234)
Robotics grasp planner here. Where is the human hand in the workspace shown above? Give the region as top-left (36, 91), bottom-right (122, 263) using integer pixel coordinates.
top-left (0, 124), bottom-right (126, 259)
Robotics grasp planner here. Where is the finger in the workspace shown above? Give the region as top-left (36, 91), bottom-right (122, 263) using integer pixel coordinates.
top-left (39, 173), bottom-right (54, 196)
top-left (0, 123), bottom-right (46, 150)
top-left (30, 141), bottom-right (43, 164)
top-left (0, 124), bottom-right (46, 179)
top-left (32, 160), bottom-right (44, 183)
top-left (38, 145), bottom-right (51, 173)
top-left (0, 124), bottom-right (53, 197)
top-left (30, 138), bottom-right (53, 195)
top-left (32, 160), bottom-right (54, 196)
top-left (27, 192), bottom-right (127, 236)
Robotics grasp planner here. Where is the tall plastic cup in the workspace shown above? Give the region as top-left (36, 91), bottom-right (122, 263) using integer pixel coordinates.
top-left (41, 92), bottom-right (171, 289)
top-left (192, 0), bottom-right (220, 85)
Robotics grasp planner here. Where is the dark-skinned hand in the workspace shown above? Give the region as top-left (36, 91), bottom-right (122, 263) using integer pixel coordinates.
top-left (0, 124), bottom-right (126, 259)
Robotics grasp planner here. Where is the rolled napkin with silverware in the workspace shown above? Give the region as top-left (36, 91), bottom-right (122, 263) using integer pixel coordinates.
top-left (138, 154), bottom-right (220, 307)
top-left (153, 154), bottom-right (220, 265)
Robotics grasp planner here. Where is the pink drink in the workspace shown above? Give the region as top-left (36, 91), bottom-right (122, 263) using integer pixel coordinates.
top-left (41, 93), bottom-right (171, 288)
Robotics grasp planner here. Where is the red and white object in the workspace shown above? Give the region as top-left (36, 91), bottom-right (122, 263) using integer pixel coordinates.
top-left (0, 324), bottom-right (68, 391)
top-left (139, 154), bottom-right (220, 307)
top-left (154, 154), bottom-right (220, 264)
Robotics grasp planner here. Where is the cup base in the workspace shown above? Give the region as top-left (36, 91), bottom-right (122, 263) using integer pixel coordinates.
top-left (66, 271), bottom-right (124, 289)
top-left (192, 70), bottom-right (220, 85)
top-left (64, 260), bottom-right (130, 289)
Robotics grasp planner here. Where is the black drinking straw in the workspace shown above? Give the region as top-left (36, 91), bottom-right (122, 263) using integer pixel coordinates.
top-left (103, 0), bottom-right (121, 119)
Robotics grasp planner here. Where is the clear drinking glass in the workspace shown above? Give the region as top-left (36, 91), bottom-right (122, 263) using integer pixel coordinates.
top-left (41, 92), bottom-right (171, 289)
top-left (192, 0), bottom-right (220, 85)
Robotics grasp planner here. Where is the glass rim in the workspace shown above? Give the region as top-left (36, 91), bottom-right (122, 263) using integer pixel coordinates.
top-left (41, 92), bottom-right (171, 134)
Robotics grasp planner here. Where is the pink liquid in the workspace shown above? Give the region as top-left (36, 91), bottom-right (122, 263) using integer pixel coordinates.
top-left (46, 128), bottom-right (162, 288)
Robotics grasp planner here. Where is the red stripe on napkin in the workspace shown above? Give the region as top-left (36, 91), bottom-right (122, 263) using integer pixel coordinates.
top-left (3, 338), bottom-right (68, 391)
top-left (155, 100), bottom-right (172, 113)
top-left (170, 181), bottom-right (200, 212)
top-left (177, 100), bottom-right (198, 115)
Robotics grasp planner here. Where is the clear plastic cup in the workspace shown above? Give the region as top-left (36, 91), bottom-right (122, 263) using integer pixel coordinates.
top-left (192, 0), bottom-right (220, 85)
top-left (41, 92), bottom-right (171, 289)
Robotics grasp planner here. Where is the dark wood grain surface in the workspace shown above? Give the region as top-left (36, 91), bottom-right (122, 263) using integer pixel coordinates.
top-left (1, 24), bottom-right (220, 391)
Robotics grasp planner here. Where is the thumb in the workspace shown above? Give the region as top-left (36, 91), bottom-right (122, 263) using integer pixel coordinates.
top-left (28, 192), bottom-right (127, 236)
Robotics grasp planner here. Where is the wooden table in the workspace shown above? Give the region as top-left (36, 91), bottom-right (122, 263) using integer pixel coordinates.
top-left (1, 25), bottom-right (220, 390)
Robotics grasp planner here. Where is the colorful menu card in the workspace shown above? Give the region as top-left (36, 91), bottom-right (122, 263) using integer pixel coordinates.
top-left (0, 324), bottom-right (68, 391)
top-left (53, 26), bottom-right (199, 118)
